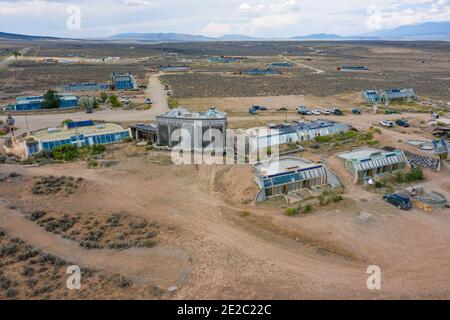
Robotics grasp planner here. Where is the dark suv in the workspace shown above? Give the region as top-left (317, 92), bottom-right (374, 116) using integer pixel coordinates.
top-left (383, 193), bottom-right (412, 210)
top-left (395, 119), bottom-right (410, 127)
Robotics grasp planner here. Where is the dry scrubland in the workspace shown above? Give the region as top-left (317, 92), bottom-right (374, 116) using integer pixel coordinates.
top-left (1, 146), bottom-right (450, 299)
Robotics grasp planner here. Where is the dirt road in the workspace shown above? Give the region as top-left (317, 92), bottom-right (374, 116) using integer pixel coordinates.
top-left (0, 47), bottom-right (32, 68)
top-left (282, 55), bottom-right (325, 74)
top-left (145, 72), bottom-right (169, 117)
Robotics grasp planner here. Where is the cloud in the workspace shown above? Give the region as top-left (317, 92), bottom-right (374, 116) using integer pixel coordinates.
top-left (250, 13), bottom-right (299, 29)
top-left (366, 0), bottom-right (450, 30)
top-left (202, 22), bottom-right (234, 35)
top-left (123, 0), bottom-right (151, 6)
top-left (238, 0), bottom-right (300, 16)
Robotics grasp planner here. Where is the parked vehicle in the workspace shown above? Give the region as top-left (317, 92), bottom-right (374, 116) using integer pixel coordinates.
top-left (164, 85), bottom-right (170, 90)
top-left (352, 108), bottom-right (361, 115)
top-left (278, 107), bottom-right (288, 111)
top-left (380, 120), bottom-right (394, 127)
top-left (249, 107), bottom-right (258, 115)
top-left (311, 109), bottom-right (321, 115)
top-left (297, 106), bottom-right (312, 115)
top-left (431, 112), bottom-right (440, 119)
top-left (383, 193), bottom-right (412, 210)
top-left (385, 109), bottom-right (398, 115)
top-left (332, 108), bottom-right (343, 115)
top-left (251, 105), bottom-right (267, 111)
top-left (86, 107), bottom-right (93, 114)
top-left (120, 97), bottom-right (131, 104)
top-left (395, 119), bottom-right (409, 127)
top-left (145, 98), bottom-right (153, 105)
top-left (321, 109), bottom-right (331, 115)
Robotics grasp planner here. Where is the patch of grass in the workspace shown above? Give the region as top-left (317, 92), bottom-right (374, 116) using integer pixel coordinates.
top-left (167, 97), bottom-right (179, 109)
top-left (285, 207), bottom-right (299, 216)
top-left (240, 210), bottom-right (251, 217)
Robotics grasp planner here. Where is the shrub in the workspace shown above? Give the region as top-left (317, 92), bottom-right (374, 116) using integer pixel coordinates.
top-left (285, 207), bottom-right (299, 216)
top-left (405, 168), bottom-right (424, 182)
top-left (374, 181), bottom-right (384, 188)
top-left (112, 274), bottom-right (132, 288)
top-left (100, 92), bottom-right (108, 103)
top-left (6, 288), bottom-right (17, 298)
top-left (332, 195), bottom-right (343, 202)
top-left (91, 144), bottom-right (106, 155)
top-left (302, 204), bottom-right (313, 214)
top-left (61, 119), bottom-right (73, 126)
top-left (240, 211), bottom-right (250, 217)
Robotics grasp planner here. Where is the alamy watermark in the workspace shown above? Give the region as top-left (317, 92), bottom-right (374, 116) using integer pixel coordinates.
top-left (66, 5), bottom-right (81, 30)
top-left (366, 265), bottom-right (381, 290)
top-left (66, 265), bottom-right (81, 290)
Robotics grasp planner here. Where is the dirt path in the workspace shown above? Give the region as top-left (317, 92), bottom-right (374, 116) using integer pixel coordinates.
top-left (0, 47), bottom-right (32, 68)
top-left (145, 72), bottom-right (169, 117)
top-left (0, 198), bottom-right (191, 288)
top-left (281, 55), bottom-right (325, 74)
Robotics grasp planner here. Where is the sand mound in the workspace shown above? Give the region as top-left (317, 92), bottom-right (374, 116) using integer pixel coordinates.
top-left (217, 165), bottom-right (259, 205)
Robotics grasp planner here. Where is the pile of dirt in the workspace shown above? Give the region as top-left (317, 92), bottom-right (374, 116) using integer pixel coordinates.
top-left (216, 165), bottom-right (259, 205)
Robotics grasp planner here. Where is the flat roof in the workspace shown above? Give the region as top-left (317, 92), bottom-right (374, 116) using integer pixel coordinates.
top-left (247, 120), bottom-right (346, 137)
top-left (31, 122), bottom-right (127, 141)
top-left (338, 148), bottom-right (401, 161)
top-left (254, 156), bottom-right (320, 177)
top-left (157, 107), bottom-right (227, 120)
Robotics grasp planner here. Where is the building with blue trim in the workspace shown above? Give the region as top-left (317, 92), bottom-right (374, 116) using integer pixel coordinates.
top-left (362, 88), bottom-right (417, 104)
top-left (158, 65), bottom-right (190, 72)
top-left (338, 148), bottom-right (408, 182)
top-left (62, 82), bottom-right (111, 92)
top-left (268, 62), bottom-right (293, 68)
top-left (242, 68), bottom-right (280, 75)
top-left (11, 94), bottom-right (78, 111)
top-left (22, 120), bottom-right (131, 157)
top-left (253, 156), bottom-right (340, 202)
top-left (111, 72), bottom-right (137, 90)
top-left (246, 120), bottom-right (349, 151)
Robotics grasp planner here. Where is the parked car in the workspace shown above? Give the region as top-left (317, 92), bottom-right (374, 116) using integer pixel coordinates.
top-left (297, 106), bottom-right (312, 115)
top-left (395, 119), bottom-right (409, 127)
top-left (86, 107), bottom-right (93, 114)
top-left (385, 109), bottom-right (398, 115)
top-left (278, 107), bottom-right (288, 111)
top-left (352, 108), bottom-right (361, 115)
top-left (120, 97), bottom-right (131, 104)
top-left (332, 108), bottom-right (343, 115)
top-left (431, 112), bottom-right (440, 119)
top-left (380, 120), bottom-right (394, 127)
top-left (311, 109), bottom-right (321, 115)
top-left (249, 107), bottom-right (258, 115)
top-left (251, 105), bottom-right (267, 111)
top-left (164, 85), bottom-right (170, 90)
top-left (145, 98), bottom-right (153, 105)
top-left (321, 109), bottom-right (331, 115)
top-left (383, 193), bottom-right (412, 210)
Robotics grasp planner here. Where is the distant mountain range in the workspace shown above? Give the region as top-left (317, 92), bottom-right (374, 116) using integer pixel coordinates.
top-left (361, 21), bottom-right (450, 40)
top-left (1, 21), bottom-right (449, 42)
top-left (107, 32), bottom-right (260, 42)
top-left (0, 31), bottom-right (61, 41)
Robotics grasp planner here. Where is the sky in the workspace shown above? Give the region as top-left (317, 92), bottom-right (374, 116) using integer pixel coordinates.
top-left (0, 0), bottom-right (449, 38)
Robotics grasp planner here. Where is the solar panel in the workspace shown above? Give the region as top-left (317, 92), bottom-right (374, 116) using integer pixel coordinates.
top-left (66, 120), bottom-right (94, 129)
